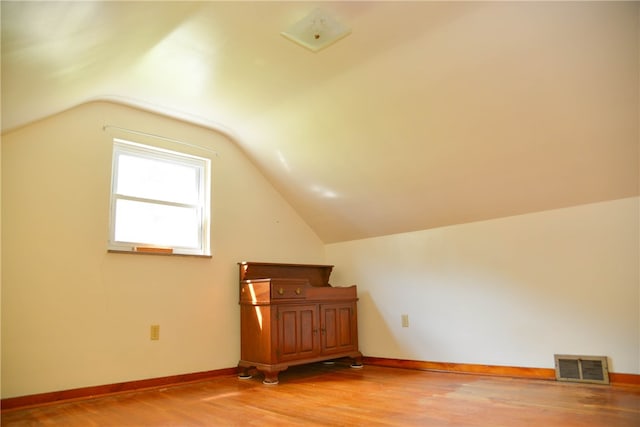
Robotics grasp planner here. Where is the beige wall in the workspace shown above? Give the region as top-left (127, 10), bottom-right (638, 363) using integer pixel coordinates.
top-left (326, 197), bottom-right (640, 375)
top-left (1, 101), bottom-right (325, 399)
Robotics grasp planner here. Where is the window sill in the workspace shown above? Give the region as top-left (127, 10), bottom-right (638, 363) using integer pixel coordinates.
top-left (108, 249), bottom-right (212, 259)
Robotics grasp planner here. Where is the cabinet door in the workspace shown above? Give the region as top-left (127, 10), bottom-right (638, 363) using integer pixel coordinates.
top-left (320, 303), bottom-right (357, 354)
top-left (277, 304), bottom-right (320, 362)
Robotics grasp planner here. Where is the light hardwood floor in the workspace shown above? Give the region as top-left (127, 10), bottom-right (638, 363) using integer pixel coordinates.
top-left (2, 363), bottom-right (639, 426)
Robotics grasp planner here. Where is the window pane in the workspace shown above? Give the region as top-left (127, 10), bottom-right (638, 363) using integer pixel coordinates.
top-left (116, 154), bottom-right (199, 204)
top-left (114, 199), bottom-right (200, 248)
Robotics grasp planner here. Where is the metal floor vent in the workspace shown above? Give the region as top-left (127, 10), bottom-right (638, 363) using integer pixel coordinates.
top-left (554, 354), bottom-right (609, 385)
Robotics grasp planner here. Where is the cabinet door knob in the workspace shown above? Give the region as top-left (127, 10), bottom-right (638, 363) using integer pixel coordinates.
top-left (278, 288), bottom-right (284, 295)
top-left (295, 288), bottom-right (301, 295)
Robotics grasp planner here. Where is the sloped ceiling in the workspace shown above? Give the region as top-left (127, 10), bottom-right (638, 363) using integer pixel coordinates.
top-left (2, 1), bottom-right (638, 243)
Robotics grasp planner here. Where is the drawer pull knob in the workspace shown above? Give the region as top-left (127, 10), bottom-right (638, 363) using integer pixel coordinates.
top-left (295, 288), bottom-right (302, 295)
top-left (278, 288), bottom-right (285, 295)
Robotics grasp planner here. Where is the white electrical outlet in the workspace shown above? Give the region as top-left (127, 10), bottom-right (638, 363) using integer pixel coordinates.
top-left (401, 314), bottom-right (409, 328)
top-left (150, 324), bottom-right (160, 340)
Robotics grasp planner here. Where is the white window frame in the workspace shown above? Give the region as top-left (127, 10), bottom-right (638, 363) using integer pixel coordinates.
top-left (109, 139), bottom-right (211, 256)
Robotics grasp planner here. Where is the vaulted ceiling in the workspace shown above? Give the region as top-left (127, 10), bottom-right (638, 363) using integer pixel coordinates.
top-left (2, 1), bottom-right (638, 243)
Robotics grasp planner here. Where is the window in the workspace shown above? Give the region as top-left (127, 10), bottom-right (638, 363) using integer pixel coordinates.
top-left (109, 139), bottom-right (211, 256)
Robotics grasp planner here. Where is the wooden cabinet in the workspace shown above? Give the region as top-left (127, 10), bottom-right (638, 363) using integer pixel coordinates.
top-left (238, 262), bottom-right (362, 384)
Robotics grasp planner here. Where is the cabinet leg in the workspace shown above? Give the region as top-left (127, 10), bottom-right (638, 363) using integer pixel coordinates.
top-left (350, 355), bottom-right (363, 369)
top-left (237, 365), bottom-right (253, 379)
top-left (261, 370), bottom-right (280, 385)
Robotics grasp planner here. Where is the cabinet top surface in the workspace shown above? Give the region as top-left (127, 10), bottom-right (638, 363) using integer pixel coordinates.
top-left (238, 261), bottom-right (334, 268)
top-left (239, 262), bottom-right (334, 287)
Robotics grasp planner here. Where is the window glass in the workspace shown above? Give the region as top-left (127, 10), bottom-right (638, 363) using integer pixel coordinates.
top-left (116, 154), bottom-right (200, 205)
top-left (114, 199), bottom-right (200, 248)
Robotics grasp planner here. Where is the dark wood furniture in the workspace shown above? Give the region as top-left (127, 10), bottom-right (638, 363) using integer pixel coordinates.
top-left (238, 262), bottom-right (362, 384)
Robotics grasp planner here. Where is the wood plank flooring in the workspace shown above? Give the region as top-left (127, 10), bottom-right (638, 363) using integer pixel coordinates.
top-left (2, 362), bottom-right (639, 426)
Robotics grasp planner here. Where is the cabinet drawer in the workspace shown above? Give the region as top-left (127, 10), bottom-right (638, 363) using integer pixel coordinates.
top-left (271, 281), bottom-right (307, 299)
